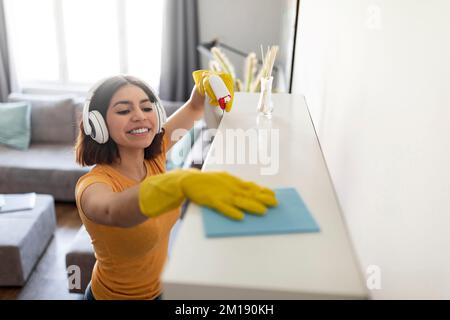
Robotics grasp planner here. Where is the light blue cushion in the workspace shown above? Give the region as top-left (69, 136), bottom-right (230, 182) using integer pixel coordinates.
top-left (0, 102), bottom-right (31, 150)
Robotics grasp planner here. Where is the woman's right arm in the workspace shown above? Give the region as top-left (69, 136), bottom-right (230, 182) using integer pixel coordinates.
top-left (78, 170), bottom-right (190, 228)
top-left (79, 170), bottom-right (278, 228)
top-left (80, 183), bottom-right (148, 228)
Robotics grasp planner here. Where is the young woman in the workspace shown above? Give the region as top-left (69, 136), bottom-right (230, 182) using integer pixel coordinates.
top-left (75, 74), bottom-right (277, 300)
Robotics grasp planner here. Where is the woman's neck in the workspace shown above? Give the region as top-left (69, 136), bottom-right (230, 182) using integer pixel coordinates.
top-left (112, 147), bottom-right (147, 182)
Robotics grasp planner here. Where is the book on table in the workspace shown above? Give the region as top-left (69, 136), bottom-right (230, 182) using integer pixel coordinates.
top-left (0, 193), bottom-right (37, 214)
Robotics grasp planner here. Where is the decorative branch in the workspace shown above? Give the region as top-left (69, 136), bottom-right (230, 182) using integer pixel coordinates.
top-left (211, 47), bottom-right (236, 79)
top-left (209, 60), bottom-right (221, 72)
top-left (243, 52), bottom-right (257, 92)
top-left (208, 44), bottom-right (278, 92)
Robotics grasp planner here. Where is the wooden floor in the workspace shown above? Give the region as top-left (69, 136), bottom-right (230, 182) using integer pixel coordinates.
top-left (0, 202), bottom-right (84, 300)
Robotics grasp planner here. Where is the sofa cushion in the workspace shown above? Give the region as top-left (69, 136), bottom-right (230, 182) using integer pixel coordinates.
top-left (73, 97), bottom-right (85, 140)
top-left (0, 194), bottom-right (56, 286)
top-left (0, 101), bottom-right (31, 150)
top-left (8, 93), bottom-right (76, 143)
top-left (0, 143), bottom-right (89, 201)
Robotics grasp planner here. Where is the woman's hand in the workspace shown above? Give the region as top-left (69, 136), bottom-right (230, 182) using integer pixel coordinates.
top-left (192, 70), bottom-right (234, 112)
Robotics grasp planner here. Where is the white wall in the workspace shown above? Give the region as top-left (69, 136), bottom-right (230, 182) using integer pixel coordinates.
top-left (197, 0), bottom-right (296, 91)
top-left (292, 0), bottom-right (450, 299)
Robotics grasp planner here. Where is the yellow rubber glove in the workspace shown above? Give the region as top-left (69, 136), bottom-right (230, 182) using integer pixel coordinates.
top-left (138, 169), bottom-right (190, 218)
top-left (180, 170), bottom-right (278, 220)
top-left (139, 169), bottom-right (277, 220)
top-left (192, 70), bottom-right (234, 112)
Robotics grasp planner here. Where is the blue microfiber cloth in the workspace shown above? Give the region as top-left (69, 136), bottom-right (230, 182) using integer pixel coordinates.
top-left (201, 187), bottom-right (320, 238)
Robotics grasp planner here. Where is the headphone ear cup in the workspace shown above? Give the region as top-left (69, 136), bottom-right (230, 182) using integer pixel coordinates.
top-left (89, 110), bottom-right (109, 144)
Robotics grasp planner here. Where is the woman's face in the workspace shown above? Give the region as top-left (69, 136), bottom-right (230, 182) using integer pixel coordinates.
top-left (106, 84), bottom-right (158, 150)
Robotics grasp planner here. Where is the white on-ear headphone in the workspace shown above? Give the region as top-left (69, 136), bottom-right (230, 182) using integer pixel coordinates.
top-left (82, 76), bottom-right (167, 144)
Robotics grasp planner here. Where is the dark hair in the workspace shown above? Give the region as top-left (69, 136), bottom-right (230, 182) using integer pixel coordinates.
top-left (75, 75), bottom-right (165, 166)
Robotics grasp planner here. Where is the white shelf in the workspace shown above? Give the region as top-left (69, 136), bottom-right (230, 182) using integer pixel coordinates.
top-left (162, 92), bottom-right (368, 299)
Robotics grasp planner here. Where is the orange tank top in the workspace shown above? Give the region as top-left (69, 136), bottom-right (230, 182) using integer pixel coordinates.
top-left (75, 136), bottom-right (180, 300)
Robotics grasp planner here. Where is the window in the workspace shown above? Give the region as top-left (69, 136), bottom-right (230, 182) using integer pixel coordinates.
top-left (4, 0), bottom-right (164, 93)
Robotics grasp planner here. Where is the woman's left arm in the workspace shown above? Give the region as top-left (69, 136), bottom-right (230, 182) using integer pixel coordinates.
top-left (163, 86), bottom-right (205, 150)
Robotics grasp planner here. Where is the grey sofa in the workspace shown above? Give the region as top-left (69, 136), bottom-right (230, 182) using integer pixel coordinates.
top-left (0, 94), bottom-right (87, 201)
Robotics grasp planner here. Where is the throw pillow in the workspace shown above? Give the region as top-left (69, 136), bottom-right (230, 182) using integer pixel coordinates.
top-left (0, 102), bottom-right (31, 150)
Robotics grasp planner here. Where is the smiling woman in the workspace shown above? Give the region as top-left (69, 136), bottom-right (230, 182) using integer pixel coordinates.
top-left (73, 74), bottom-right (278, 300)
top-left (75, 75), bottom-right (165, 166)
